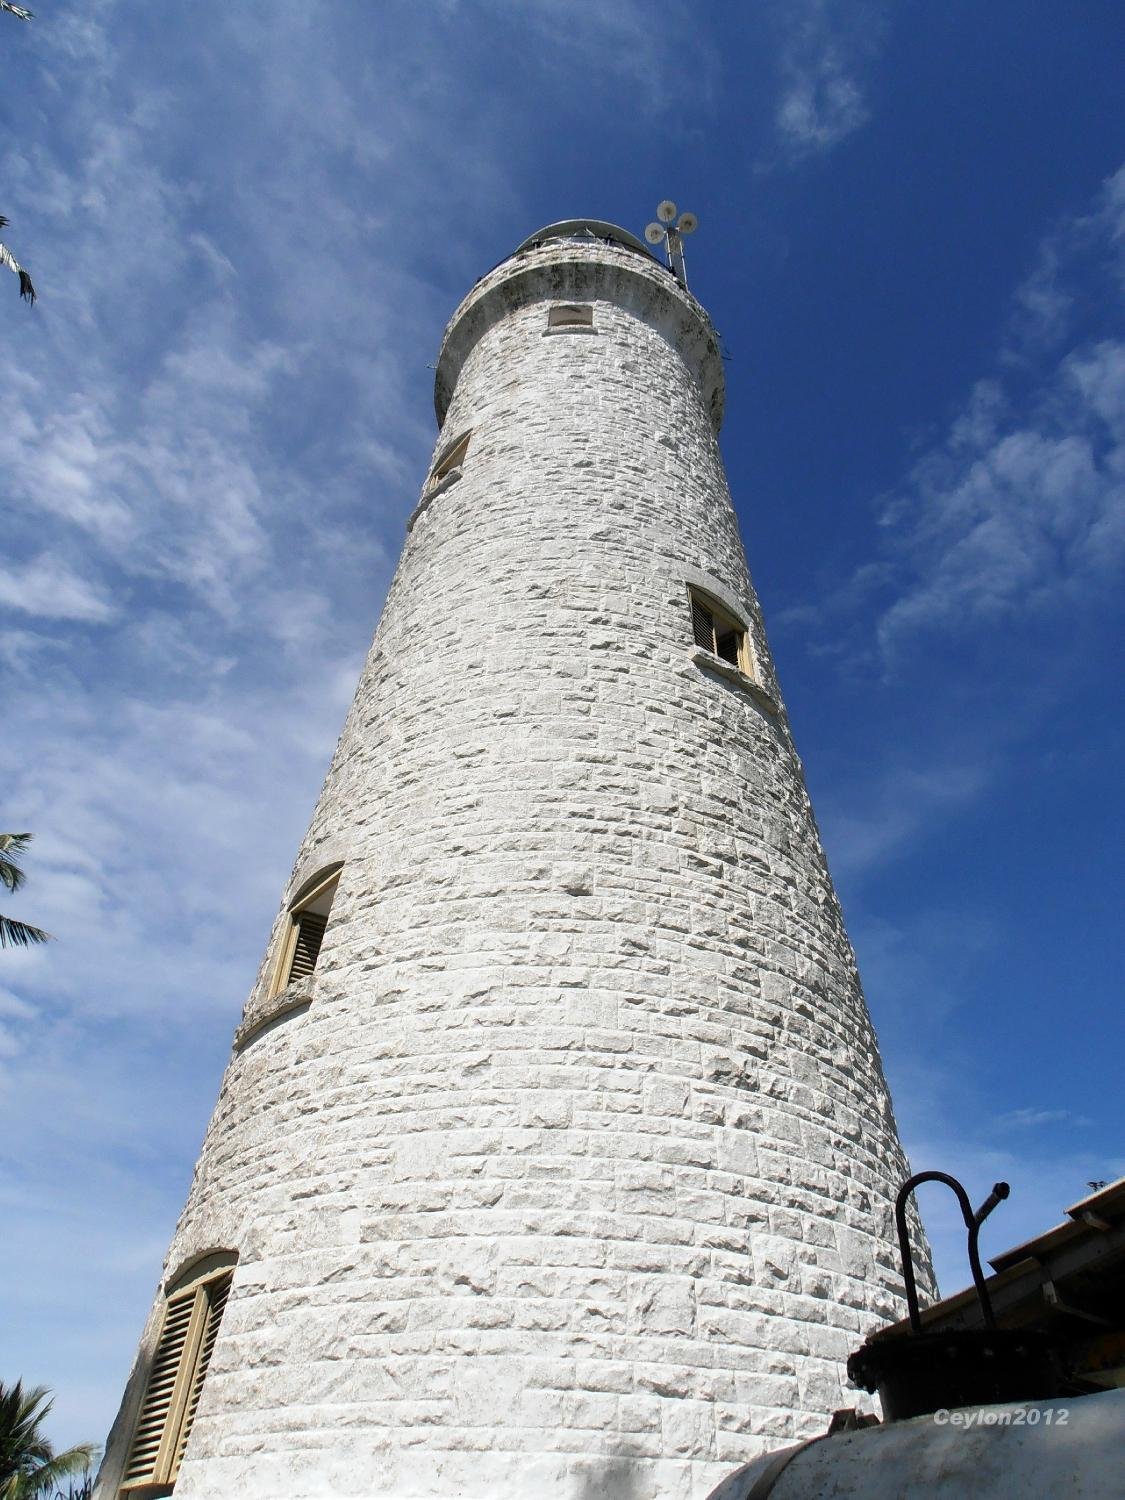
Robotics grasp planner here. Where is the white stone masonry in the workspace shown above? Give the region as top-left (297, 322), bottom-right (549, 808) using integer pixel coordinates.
top-left (96, 225), bottom-right (933, 1500)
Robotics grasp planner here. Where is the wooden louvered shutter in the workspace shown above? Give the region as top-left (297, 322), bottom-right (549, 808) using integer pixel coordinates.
top-left (270, 869), bottom-right (340, 998)
top-left (170, 1272), bottom-right (233, 1480)
top-left (715, 626), bottom-right (742, 666)
top-left (121, 1288), bottom-right (202, 1487)
top-left (691, 595), bottom-right (716, 652)
top-left (287, 909), bottom-right (328, 982)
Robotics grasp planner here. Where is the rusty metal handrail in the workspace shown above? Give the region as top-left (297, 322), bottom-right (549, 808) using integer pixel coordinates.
top-left (896, 1171), bottom-right (1010, 1332)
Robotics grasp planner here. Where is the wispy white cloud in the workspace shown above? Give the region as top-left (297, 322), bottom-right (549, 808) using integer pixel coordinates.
top-left (769, 0), bottom-right (888, 160)
top-left (886, 168), bottom-right (1125, 650)
top-left (1004, 163), bottom-right (1125, 358)
top-left (850, 906), bottom-right (997, 1033)
top-left (0, 554), bottom-right (115, 621)
top-left (483, 0), bottom-right (720, 102)
top-left (818, 760), bottom-right (991, 877)
top-left (777, 57), bottom-right (866, 154)
top-left (780, 163), bottom-right (1125, 667)
top-left (875, 413), bottom-right (1118, 661)
top-left (997, 1106), bottom-right (1093, 1130)
top-left (1005, 241), bottom-right (1074, 355)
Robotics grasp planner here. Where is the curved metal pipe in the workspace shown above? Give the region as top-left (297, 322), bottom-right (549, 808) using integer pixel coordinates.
top-left (895, 1171), bottom-right (1010, 1332)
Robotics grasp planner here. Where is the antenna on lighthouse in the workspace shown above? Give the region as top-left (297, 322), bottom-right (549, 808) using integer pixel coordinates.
top-left (644, 200), bottom-right (698, 291)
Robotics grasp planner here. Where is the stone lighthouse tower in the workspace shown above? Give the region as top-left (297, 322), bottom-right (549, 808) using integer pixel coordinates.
top-left (96, 219), bottom-right (930, 1500)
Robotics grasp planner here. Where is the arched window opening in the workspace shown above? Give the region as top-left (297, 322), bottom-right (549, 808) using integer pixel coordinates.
top-left (270, 867), bottom-right (340, 997)
top-left (688, 587), bottom-right (752, 674)
top-left (119, 1253), bottom-right (237, 1494)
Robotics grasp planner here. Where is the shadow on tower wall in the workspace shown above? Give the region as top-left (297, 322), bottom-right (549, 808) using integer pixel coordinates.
top-left (573, 1450), bottom-right (650, 1500)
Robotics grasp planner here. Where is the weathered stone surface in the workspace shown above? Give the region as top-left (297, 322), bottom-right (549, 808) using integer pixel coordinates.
top-left (96, 227), bottom-right (932, 1500)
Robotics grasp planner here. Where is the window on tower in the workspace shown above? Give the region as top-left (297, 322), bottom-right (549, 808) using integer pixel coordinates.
top-left (119, 1253), bottom-right (237, 1494)
top-left (689, 588), bottom-right (751, 674)
top-left (270, 866), bottom-right (341, 997)
top-left (427, 430), bottom-right (471, 490)
top-left (547, 303), bottom-right (594, 329)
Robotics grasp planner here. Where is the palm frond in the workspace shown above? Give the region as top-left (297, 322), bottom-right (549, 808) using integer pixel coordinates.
top-left (0, 1378), bottom-right (52, 1450)
top-left (52, 1473), bottom-right (95, 1500)
top-left (0, 834), bottom-right (32, 892)
top-left (0, 915), bottom-right (51, 948)
top-left (0, 3), bottom-right (34, 20)
top-left (19, 1450), bottom-right (96, 1498)
top-left (0, 244), bottom-right (36, 307)
top-left (0, 838), bottom-right (51, 947)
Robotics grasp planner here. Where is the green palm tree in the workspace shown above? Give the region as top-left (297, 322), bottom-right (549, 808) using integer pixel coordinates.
top-left (0, 1382), bottom-right (96, 1500)
top-left (0, 835), bottom-right (51, 948)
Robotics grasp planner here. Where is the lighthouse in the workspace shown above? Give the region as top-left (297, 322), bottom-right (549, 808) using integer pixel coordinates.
top-left (95, 217), bottom-right (931, 1500)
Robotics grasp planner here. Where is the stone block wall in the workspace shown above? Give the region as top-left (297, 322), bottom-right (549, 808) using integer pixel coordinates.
top-left (96, 233), bottom-right (931, 1500)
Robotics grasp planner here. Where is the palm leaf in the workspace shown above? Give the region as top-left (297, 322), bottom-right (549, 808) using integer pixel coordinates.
top-left (16, 1450), bottom-right (96, 1498)
top-left (0, 836), bottom-right (51, 945)
top-left (0, 833), bottom-right (32, 893)
top-left (52, 1474), bottom-right (95, 1500)
top-left (0, 244), bottom-right (35, 306)
top-left (0, 4), bottom-right (34, 21)
top-left (0, 915), bottom-right (51, 948)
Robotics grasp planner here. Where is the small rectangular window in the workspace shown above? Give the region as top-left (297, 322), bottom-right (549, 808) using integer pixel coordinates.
top-left (271, 869), bottom-right (339, 997)
top-left (689, 588), bottom-right (751, 674)
top-left (428, 430), bottom-right (471, 490)
top-left (548, 303), bottom-right (594, 329)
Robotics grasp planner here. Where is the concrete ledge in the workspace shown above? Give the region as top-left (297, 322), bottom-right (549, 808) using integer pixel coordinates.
top-left (407, 468), bottom-right (462, 532)
top-left (233, 989), bottom-right (313, 1052)
top-left (692, 647), bottom-right (779, 714)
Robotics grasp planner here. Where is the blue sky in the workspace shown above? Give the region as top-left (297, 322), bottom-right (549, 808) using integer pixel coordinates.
top-left (2, 0), bottom-right (1122, 1455)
